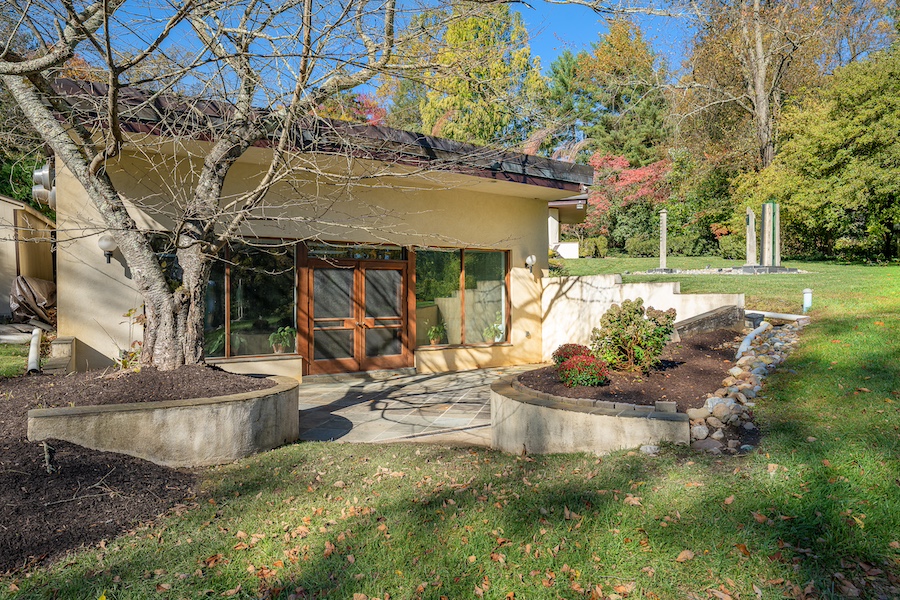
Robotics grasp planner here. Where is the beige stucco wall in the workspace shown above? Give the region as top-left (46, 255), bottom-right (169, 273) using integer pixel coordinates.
top-left (56, 145), bottom-right (558, 372)
top-left (541, 274), bottom-right (745, 360)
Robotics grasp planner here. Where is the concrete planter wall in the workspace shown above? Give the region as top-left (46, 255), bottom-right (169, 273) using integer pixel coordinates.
top-left (27, 376), bottom-right (299, 468)
top-left (491, 377), bottom-right (689, 456)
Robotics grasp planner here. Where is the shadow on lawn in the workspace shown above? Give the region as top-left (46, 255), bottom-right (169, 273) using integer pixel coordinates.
top-left (15, 317), bottom-right (900, 598)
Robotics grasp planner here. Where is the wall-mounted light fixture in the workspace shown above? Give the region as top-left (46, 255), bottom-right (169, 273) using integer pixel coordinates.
top-left (98, 235), bottom-right (117, 264)
top-left (525, 254), bottom-right (536, 273)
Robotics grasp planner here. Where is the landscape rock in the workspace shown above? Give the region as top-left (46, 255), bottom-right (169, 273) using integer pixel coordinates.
top-left (687, 407), bottom-right (711, 420)
top-left (711, 403), bottom-right (731, 419)
top-left (691, 438), bottom-right (723, 452)
top-left (706, 416), bottom-right (725, 429)
top-left (691, 424), bottom-right (710, 440)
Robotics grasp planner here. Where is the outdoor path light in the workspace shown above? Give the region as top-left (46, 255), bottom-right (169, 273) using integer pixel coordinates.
top-left (803, 288), bottom-right (812, 313)
top-left (98, 235), bottom-right (118, 263)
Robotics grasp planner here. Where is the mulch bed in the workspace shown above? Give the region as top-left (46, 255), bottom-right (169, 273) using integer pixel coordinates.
top-left (0, 365), bottom-right (275, 574)
top-left (517, 329), bottom-right (743, 413)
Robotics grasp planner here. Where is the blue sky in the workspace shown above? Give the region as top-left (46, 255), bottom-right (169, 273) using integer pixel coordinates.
top-left (520, 2), bottom-right (694, 73)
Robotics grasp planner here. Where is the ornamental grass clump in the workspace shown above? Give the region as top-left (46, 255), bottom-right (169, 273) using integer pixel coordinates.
top-left (551, 343), bottom-right (591, 365)
top-left (557, 355), bottom-right (610, 388)
top-left (590, 298), bottom-right (676, 372)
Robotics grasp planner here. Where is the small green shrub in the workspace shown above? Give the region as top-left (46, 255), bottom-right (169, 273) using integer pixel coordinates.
top-left (579, 236), bottom-right (609, 258)
top-left (624, 236), bottom-right (657, 257)
top-left (668, 235), bottom-right (702, 256)
top-left (590, 298), bottom-right (676, 372)
top-left (548, 257), bottom-right (569, 276)
top-left (718, 234), bottom-right (744, 260)
top-left (551, 343), bottom-right (591, 366)
top-left (558, 355), bottom-right (610, 387)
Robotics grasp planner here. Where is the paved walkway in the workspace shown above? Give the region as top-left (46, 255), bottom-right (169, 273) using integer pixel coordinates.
top-left (297, 365), bottom-right (538, 446)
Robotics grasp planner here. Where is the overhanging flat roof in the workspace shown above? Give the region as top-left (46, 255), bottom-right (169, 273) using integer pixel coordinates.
top-left (549, 194), bottom-right (588, 225)
top-left (51, 79), bottom-right (594, 193)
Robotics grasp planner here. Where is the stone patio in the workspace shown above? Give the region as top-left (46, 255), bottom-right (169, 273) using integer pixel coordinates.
top-left (297, 365), bottom-right (538, 446)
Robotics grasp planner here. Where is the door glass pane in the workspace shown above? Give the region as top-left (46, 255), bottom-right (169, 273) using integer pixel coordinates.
top-left (314, 269), bottom-right (353, 319)
top-left (464, 250), bottom-right (507, 343)
top-left (414, 249), bottom-right (461, 345)
top-left (366, 328), bottom-right (402, 357)
top-left (366, 270), bottom-right (401, 318)
top-left (230, 244), bottom-right (296, 356)
top-left (314, 329), bottom-right (354, 360)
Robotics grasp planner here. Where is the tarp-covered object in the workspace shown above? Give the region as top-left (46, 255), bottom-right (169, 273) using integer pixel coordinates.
top-left (10, 276), bottom-right (56, 326)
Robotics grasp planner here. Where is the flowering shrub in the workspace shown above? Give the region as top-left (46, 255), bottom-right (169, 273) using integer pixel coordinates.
top-left (590, 298), bottom-right (676, 372)
top-left (558, 355), bottom-right (610, 388)
top-left (551, 343), bottom-right (591, 366)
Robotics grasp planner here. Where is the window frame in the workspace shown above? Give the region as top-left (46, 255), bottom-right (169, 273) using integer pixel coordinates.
top-left (412, 247), bottom-right (511, 347)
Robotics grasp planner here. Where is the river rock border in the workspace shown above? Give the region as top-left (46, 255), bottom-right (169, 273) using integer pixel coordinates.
top-left (27, 376), bottom-right (300, 468)
top-left (688, 318), bottom-right (808, 454)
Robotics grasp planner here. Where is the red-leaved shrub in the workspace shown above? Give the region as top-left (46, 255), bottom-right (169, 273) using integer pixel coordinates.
top-left (558, 355), bottom-right (610, 388)
top-left (551, 343), bottom-right (591, 366)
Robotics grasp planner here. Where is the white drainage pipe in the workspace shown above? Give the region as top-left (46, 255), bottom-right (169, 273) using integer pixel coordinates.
top-left (27, 328), bottom-right (42, 374)
top-left (753, 310), bottom-right (810, 322)
top-left (736, 321), bottom-right (771, 360)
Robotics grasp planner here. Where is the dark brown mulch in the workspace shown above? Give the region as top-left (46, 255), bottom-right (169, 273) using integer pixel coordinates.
top-left (0, 365), bottom-right (276, 574)
top-left (517, 329), bottom-right (743, 414)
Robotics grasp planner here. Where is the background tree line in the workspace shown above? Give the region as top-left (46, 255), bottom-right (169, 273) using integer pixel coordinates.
top-left (0, 0), bottom-right (897, 371)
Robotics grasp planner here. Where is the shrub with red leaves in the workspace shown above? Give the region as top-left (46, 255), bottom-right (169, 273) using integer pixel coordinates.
top-left (558, 355), bottom-right (610, 388)
top-left (551, 343), bottom-right (591, 366)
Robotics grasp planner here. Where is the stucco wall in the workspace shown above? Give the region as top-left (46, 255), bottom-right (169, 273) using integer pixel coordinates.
top-left (541, 275), bottom-right (744, 360)
top-left (56, 146), bottom-right (554, 372)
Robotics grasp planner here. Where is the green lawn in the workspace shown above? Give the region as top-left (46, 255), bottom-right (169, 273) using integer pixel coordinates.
top-left (0, 343), bottom-right (29, 378)
top-left (4, 260), bottom-right (900, 599)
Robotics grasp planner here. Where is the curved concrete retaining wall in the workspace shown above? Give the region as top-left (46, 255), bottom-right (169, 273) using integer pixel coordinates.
top-left (491, 377), bottom-right (689, 456)
top-left (27, 376), bottom-right (299, 468)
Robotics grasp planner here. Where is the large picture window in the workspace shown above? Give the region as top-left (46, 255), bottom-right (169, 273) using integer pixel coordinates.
top-left (204, 242), bottom-right (296, 358)
top-left (415, 248), bottom-right (507, 346)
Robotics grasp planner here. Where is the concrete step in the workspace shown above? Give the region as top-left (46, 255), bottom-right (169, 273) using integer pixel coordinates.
top-left (50, 337), bottom-right (74, 359)
top-left (42, 355), bottom-right (72, 375)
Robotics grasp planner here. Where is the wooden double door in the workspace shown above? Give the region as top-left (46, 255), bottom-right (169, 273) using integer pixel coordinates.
top-left (303, 259), bottom-right (412, 374)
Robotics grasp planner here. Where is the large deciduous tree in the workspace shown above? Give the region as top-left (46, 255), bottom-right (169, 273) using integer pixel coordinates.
top-left (675, 0), bottom-right (896, 170)
top-left (0, 0), bottom-right (554, 370)
top-left (733, 45), bottom-right (900, 260)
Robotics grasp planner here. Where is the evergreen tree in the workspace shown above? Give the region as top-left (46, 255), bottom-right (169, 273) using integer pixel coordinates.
top-left (419, 4), bottom-right (545, 146)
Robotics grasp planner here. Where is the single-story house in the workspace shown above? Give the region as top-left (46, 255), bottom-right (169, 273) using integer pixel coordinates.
top-left (50, 81), bottom-right (594, 378)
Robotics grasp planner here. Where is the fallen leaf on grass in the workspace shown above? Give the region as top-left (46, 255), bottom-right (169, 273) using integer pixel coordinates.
top-left (202, 554), bottom-right (224, 568)
top-left (767, 463), bottom-right (779, 474)
top-left (708, 589), bottom-right (732, 600)
top-left (723, 495), bottom-right (734, 505)
top-left (613, 582), bottom-right (636, 595)
top-left (675, 550), bottom-right (694, 562)
top-left (752, 512), bottom-right (768, 524)
top-left (220, 586), bottom-right (241, 597)
top-left (353, 594), bottom-right (368, 600)
top-left (155, 583), bottom-right (171, 592)
top-left (735, 543), bottom-right (751, 556)
top-left (889, 541), bottom-right (899, 549)
top-left (857, 388), bottom-right (872, 393)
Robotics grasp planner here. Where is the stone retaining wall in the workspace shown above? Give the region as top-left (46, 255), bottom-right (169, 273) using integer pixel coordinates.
top-left (27, 376), bottom-right (299, 468)
top-left (491, 377), bottom-right (689, 456)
